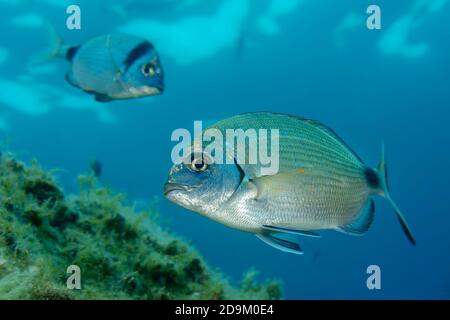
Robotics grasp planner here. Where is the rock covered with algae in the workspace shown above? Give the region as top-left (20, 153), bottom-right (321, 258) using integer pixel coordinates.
top-left (0, 152), bottom-right (281, 300)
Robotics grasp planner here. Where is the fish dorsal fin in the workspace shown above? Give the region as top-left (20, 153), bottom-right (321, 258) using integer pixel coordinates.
top-left (336, 199), bottom-right (375, 235)
top-left (285, 114), bottom-right (364, 164)
top-left (230, 112), bottom-right (364, 164)
top-left (208, 112), bottom-right (365, 179)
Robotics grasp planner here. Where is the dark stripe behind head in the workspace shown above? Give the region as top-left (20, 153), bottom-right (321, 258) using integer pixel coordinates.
top-left (123, 41), bottom-right (153, 72)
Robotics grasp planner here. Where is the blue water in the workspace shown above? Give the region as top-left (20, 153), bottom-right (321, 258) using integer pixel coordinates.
top-left (1, 0), bottom-right (449, 299)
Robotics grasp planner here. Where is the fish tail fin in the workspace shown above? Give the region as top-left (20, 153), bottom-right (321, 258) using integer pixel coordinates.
top-left (30, 20), bottom-right (68, 64)
top-left (371, 141), bottom-right (416, 245)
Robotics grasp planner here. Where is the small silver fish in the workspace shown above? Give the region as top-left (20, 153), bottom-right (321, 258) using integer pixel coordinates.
top-left (47, 29), bottom-right (164, 102)
top-left (164, 112), bottom-right (415, 254)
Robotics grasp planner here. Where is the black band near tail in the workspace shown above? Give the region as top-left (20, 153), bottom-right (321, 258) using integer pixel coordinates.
top-left (364, 168), bottom-right (380, 189)
top-left (66, 46), bottom-right (80, 61)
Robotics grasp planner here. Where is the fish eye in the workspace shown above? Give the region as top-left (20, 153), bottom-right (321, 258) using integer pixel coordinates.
top-left (190, 157), bottom-right (208, 172)
top-left (141, 63), bottom-right (155, 77)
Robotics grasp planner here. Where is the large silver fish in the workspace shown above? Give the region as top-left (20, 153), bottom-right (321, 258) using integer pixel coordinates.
top-left (47, 30), bottom-right (164, 102)
top-left (164, 112), bottom-right (415, 254)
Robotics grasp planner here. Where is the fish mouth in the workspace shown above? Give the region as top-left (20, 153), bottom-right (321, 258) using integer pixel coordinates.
top-left (149, 82), bottom-right (164, 94)
top-left (155, 84), bottom-right (164, 93)
top-left (163, 182), bottom-right (189, 196)
top-left (132, 85), bottom-right (164, 97)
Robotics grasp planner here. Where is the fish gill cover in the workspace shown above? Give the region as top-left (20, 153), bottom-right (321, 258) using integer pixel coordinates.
top-left (0, 152), bottom-right (281, 299)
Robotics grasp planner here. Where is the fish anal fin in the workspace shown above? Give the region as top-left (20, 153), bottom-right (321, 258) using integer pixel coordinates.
top-left (94, 94), bottom-right (114, 103)
top-left (337, 199), bottom-right (375, 235)
top-left (79, 89), bottom-right (112, 103)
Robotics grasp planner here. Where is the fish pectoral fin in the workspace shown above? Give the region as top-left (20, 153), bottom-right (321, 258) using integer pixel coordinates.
top-left (250, 167), bottom-right (316, 199)
top-left (256, 231), bottom-right (304, 255)
top-left (94, 94), bottom-right (114, 103)
top-left (336, 199), bottom-right (375, 235)
top-left (262, 225), bottom-right (321, 238)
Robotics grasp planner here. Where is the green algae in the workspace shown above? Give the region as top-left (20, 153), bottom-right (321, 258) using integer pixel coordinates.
top-left (0, 152), bottom-right (281, 300)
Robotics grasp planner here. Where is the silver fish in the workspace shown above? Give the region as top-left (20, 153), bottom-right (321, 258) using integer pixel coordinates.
top-left (164, 112), bottom-right (415, 254)
top-left (48, 29), bottom-right (164, 102)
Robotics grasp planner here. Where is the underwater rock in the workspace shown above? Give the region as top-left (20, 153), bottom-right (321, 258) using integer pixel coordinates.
top-left (24, 180), bottom-right (63, 205)
top-left (0, 153), bottom-right (281, 300)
